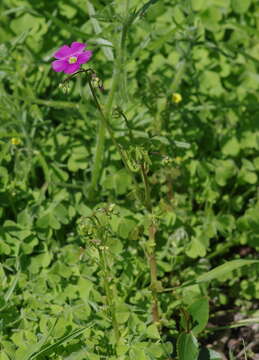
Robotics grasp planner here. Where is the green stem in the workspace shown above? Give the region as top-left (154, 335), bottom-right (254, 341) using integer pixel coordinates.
top-left (89, 122), bottom-right (106, 197)
top-left (170, 59), bottom-right (186, 93)
top-left (148, 220), bottom-right (159, 324)
top-left (170, 36), bottom-right (193, 94)
top-left (87, 2), bottom-right (160, 326)
top-left (140, 163), bottom-right (159, 324)
top-left (88, 80), bottom-right (143, 202)
top-left (88, 23), bottom-right (127, 198)
top-left (140, 163), bottom-right (152, 211)
top-left (100, 249), bottom-right (120, 343)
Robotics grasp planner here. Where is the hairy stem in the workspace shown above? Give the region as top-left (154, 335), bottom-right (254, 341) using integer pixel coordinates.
top-left (88, 20), bottom-right (127, 198)
top-left (140, 163), bottom-right (159, 324)
top-left (90, 79), bottom-right (160, 324)
top-left (88, 80), bottom-right (142, 201)
top-left (100, 249), bottom-right (120, 343)
top-left (89, 122), bottom-right (105, 198)
top-left (148, 219), bottom-right (159, 323)
top-left (140, 163), bottom-right (152, 211)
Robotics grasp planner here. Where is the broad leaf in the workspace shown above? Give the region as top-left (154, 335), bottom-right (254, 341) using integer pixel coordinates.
top-left (177, 332), bottom-right (199, 360)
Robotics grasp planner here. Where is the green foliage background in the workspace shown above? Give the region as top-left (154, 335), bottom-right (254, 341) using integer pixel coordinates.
top-left (0, 0), bottom-right (259, 359)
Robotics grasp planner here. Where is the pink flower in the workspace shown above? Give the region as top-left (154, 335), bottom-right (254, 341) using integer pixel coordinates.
top-left (52, 42), bottom-right (92, 74)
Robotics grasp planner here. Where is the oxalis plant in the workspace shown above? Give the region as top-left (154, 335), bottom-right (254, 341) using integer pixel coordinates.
top-left (49, 1), bottom-right (258, 359)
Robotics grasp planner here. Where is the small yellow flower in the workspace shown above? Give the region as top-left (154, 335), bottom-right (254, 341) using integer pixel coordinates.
top-left (10, 137), bottom-right (21, 145)
top-left (172, 93), bottom-right (182, 104)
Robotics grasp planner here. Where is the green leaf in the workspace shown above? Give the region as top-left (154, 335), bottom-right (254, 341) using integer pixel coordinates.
top-left (238, 169), bottom-right (257, 184)
top-left (102, 169), bottom-right (132, 195)
top-left (55, 204), bottom-right (69, 225)
top-left (186, 237), bottom-right (207, 258)
top-left (116, 341), bottom-right (129, 356)
top-left (232, 0), bottom-right (251, 14)
top-left (177, 332), bottom-right (199, 360)
top-left (17, 209), bottom-right (33, 228)
top-left (146, 324), bottom-right (160, 339)
top-left (36, 213), bottom-right (60, 230)
top-left (188, 297), bottom-right (209, 335)
top-left (197, 260), bottom-right (259, 283)
top-left (200, 70), bottom-right (224, 96)
top-left (0, 240), bottom-right (11, 255)
top-left (216, 214), bottom-right (235, 235)
top-left (253, 157), bottom-right (259, 170)
top-left (77, 278), bottom-right (93, 300)
top-left (222, 137), bottom-right (240, 157)
top-left (42, 10), bottom-right (91, 38)
top-left (59, 3), bottom-right (77, 19)
top-left (117, 217), bottom-right (137, 239)
top-left (186, 227), bottom-right (210, 258)
top-left (67, 146), bottom-right (88, 172)
top-left (0, 352), bottom-right (10, 360)
top-left (115, 303), bottom-right (130, 324)
top-left (129, 345), bottom-right (147, 360)
top-left (21, 235), bottom-right (39, 255)
top-left (145, 343), bottom-right (164, 357)
top-left (240, 131), bottom-right (258, 149)
top-left (191, 0), bottom-right (207, 11)
top-left (215, 159), bottom-right (237, 186)
top-left (10, 13), bottom-right (47, 38)
top-left (63, 348), bottom-right (92, 360)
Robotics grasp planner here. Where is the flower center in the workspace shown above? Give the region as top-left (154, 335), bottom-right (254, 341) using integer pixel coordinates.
top-left (68, 56), bottom-right (77, 64)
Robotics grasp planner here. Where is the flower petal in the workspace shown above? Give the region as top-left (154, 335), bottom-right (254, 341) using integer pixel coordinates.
top-left (53, 45), bottom-right (72, 59)
top-left (64, 63), bottom-right (81, 74)
top-left (51, 59), bottom-right (69, 72)
top-left (70, 42), bottom-right (86, 54)
top-left (77, 51), bottom-right (92, 64)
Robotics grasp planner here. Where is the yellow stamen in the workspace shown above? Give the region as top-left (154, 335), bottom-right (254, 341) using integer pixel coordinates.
top-left (68, 56), bottom-right (77, 64)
